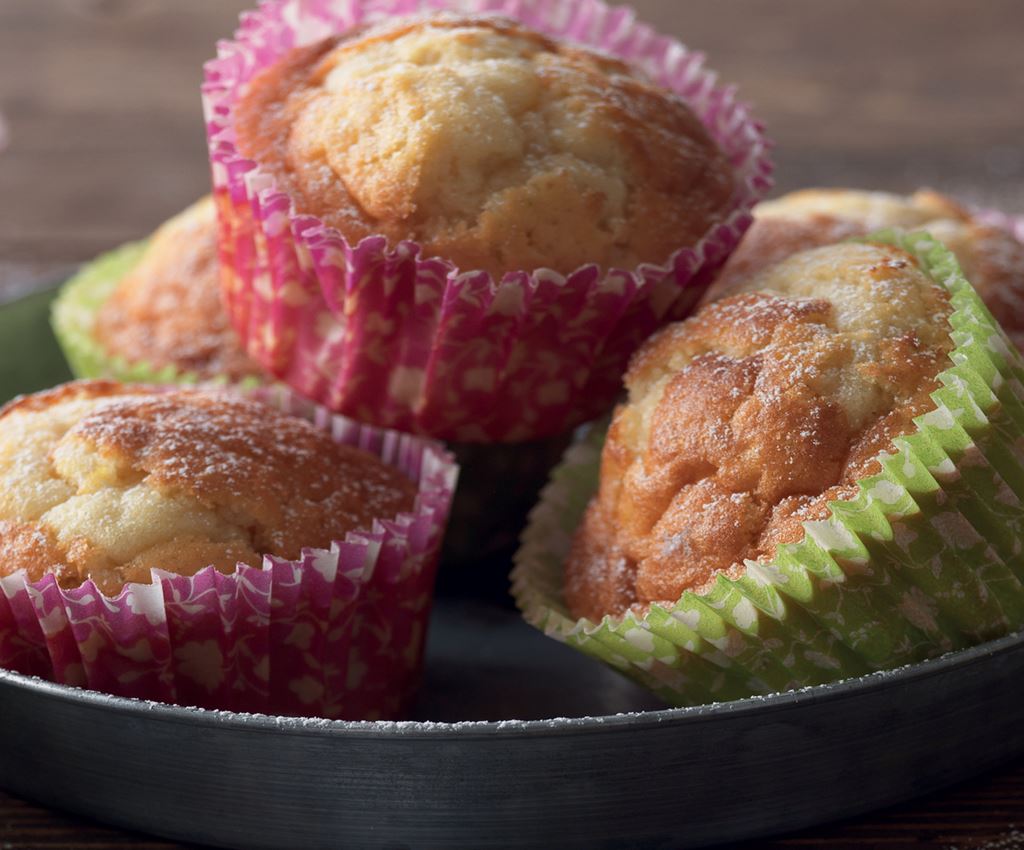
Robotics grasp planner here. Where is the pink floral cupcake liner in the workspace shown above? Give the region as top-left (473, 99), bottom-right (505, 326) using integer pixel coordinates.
top-left (0, 386), bottom-right (458, 721)
top-left (203, 0), bottom-right (773, 442)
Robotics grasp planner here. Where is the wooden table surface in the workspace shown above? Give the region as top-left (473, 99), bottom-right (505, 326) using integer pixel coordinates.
top-left (1, 1), bottom-right (1023, 847)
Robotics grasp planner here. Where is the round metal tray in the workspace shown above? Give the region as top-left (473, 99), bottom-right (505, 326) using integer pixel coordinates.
top-left (2, 602), bottom-right (1023, 849)
top-left (0, 286), bottom-right (1022, 849)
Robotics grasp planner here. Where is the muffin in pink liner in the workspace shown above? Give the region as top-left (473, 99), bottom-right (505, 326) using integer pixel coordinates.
top-left (0, 381), bottom-right (457, 720)
top-left (708, 188), bottom-right (1024, 352)
top-left (202, 0), bottom-right (772, 442)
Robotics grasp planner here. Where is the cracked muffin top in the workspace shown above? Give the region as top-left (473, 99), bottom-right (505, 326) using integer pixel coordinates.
top-left (565, 242), bottom-right (954, 621)
top-left (0, 381), bottom-right (416, 595)
top-left (709, 188), bottom-right (1024, 351)
top-left (93, 196), bottom-right (262, 382)
top-left (233, 13), bottom-right (736, 278)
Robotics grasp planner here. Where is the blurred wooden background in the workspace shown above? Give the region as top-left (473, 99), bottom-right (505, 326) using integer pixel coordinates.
top-left (1, 0), bottom-right (1022, 267)
top-left (0, 1), bottom-right (1023, 847)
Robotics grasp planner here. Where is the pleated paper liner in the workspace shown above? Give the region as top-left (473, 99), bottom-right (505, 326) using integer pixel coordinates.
top-left (51, 238), bottom-right (266, 389)
top-left (202, 0), bottom-right (773, 442)
top-left (511, 230), bottom-right (1024, 706)
top-left (0, 385), bottom-right (458, 720)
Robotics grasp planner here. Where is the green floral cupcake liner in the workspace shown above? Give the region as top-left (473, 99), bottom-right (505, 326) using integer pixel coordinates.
top-left (50, 241), bottom-right (259, 388)
top-left (511, 230), bottom-right (1024, 706)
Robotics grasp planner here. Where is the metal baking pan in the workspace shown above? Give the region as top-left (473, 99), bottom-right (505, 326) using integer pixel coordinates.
top-left (1, 601), bottom-right (1023, 849)
top-left (0, 286), bottom-right (1022, 849)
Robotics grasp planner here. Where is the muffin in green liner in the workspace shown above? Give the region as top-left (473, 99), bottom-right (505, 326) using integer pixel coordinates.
top-left (511, 230), bottom-right (1024, 706)
top-left (705, 187), bottom-right (1024, 354)
top-left (51, 196), bottom-right (263, 387)
top-left (53, 240), bottom-right (150, 380)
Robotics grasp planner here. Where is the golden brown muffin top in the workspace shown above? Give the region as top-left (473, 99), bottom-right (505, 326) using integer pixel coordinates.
top-left (565, 242), bottom-right (954, 622)
top-left (233, 13), bottom-right (736, 278)
top-left (93, 196), bottom-right (262, 381)
top-left (0, 381), bottom-right (416, 595)
top-left (709, 188), bottom-right (1024, 351)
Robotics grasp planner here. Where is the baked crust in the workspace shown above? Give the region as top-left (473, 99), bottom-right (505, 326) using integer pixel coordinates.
top-left (0, 381), bottom-right (416, 594)
top-left (566, 242), bottom-right (953, 621)
top-left (93, 197), bottom-right (261, 381)
top-left (233, 14), bottom-right (736, 278)
top-left (709, 188), bottom-right (1024, 350)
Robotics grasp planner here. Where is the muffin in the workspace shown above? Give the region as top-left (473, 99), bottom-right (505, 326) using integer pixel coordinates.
top-left (52, 196), bottom-right (262, 385)
top-left (234, 15), bottom-right (735, 279)
top-left (566, 241), bottom-right (953, 621)
top-left (0, 380), bottom-right (414, 595)
top-left (513, 232), bottom-right (1024, 705)
top-left (709, 188), bottom-right (1024, 351)
top-left (0, 381), bottom-right (457, 719)
top-left (204, 0), bottom-right (771, 441)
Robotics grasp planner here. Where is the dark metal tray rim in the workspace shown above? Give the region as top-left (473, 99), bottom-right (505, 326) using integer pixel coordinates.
top-left (4, 626), bottom-right (1021, 738)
